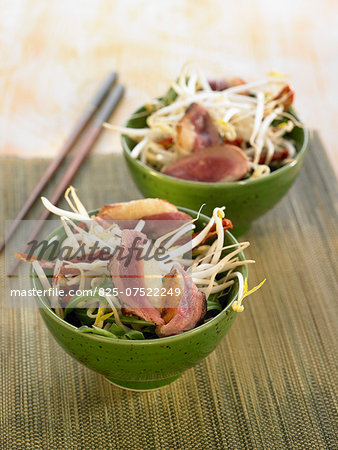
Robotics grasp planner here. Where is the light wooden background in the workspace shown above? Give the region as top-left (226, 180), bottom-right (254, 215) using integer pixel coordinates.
top-left (1, 0), bottom-right (337, 175)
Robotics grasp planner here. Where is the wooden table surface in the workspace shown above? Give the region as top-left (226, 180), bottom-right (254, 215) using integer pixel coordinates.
top-left (1, 0), bottom-right (337, 175)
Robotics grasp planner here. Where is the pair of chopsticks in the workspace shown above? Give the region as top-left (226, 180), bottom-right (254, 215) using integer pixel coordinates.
top-left (4, 72), bottom-right (124, 275)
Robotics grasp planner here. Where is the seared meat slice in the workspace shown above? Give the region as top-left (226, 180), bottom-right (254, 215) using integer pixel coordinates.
top-left (141, 211), bottom-right (191, 221)
top-left (273, 84), bottom-right (294, 111)
top-left (14, 253), bottom-right (56, 268)
top-left (176, 103), bottom-right (221, 153)
top-left (156, 265), bottom-right (206, 337)
top-left (95, 208), bottom-right (192, 242)
top-left (208, 79), bottom-right (228, 91)
top-left (97, 198), bottom-right (177, 221)
top-left (14, 252), bottom-right (102, 276)
top-left (141, 211), bottom-right (192, 240)
top-left (95, 198), bottom-right (180, 231)
top-left (208, 77), bottom-right (247, 91)
top-left (108, 230), bottom-right (164, 325)
top-left (163, 144), bottom-right (249, 182)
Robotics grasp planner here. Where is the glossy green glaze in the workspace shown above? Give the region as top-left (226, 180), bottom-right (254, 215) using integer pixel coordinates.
top-left (122, 107), bottom-right (309, 236)
top-left (32, 208), bottom-right (246, 390)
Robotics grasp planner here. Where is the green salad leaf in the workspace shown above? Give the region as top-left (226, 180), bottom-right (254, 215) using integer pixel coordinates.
top-left (77, 324), bottom-right (146, 340)
top-left (64, 294), bottom-right (107, 318)
top-left (206, 292), bottom-right (223, 312)
top-left (160, 86), bottom-right (178, 106)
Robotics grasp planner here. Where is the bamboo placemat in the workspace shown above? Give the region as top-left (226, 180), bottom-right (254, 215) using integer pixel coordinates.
top-left (0, 132), bottom-right (337, 449)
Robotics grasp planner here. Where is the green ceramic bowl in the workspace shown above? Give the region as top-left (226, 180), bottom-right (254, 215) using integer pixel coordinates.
top-left (32, 207), bottom-right (247, 391)
top-left (122, 107), bottom-right (309, 236)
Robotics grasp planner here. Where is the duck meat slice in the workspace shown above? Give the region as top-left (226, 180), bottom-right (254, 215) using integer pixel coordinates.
top-left (176, 103), bottom-right (221, 153)
top-left (140, 211), bottom-right (192, 240)
top-left (14, 253), bottom-right (83, 280)
top-left (14, 253), bottom-right (56, 268)
top-left (141, 211), bottom-right (192, 221)
top-left (163, 144), bottom-right (249, 182)
top-left (96, 198), bottom-right (177, 221)
top-left (108, 229), bottom-right (165, 325)
top-left (96, 208), bottom-right (192, 241)
top-left (208, 79), bottom-right (228, 91)
top-left (94, 198), bottom-right (179, 230)
top-left (209, 77), bottom-right (247, 92)
top-left (15, 250), bottom-right (104, 266)
top-left (273, 84), bottom-right (294, 111)
top-left (156, 264), bottom-right (206, 337)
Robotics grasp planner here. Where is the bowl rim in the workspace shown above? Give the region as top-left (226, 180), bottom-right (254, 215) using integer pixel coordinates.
top-left (122, 106), bottom-right (309, 188)
top-left (32, 207), bottom-right (247, 345)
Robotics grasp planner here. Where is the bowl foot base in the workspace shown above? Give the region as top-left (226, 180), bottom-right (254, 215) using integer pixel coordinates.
top-left (104, 374), bottom-right (182, 391)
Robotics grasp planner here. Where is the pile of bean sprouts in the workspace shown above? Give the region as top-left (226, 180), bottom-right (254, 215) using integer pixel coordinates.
top-left (105, 65), bottom-right (302, 179)
top-left (32, 187), bottom-right (259, 329)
